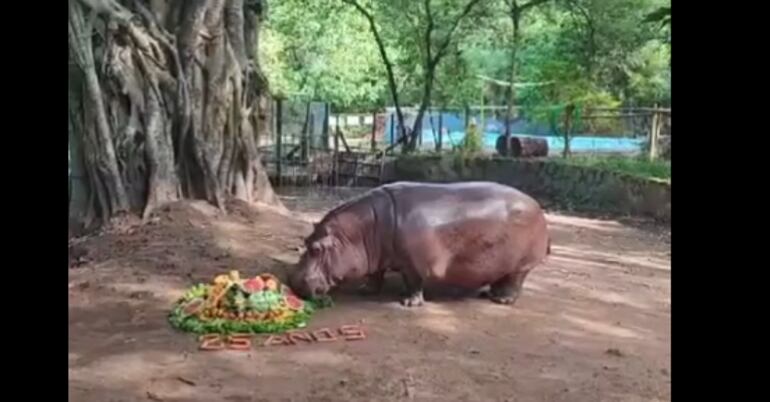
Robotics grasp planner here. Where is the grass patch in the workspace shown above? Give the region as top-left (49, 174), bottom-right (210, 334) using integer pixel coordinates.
top-left (555, 155), bottom-right (670, 181)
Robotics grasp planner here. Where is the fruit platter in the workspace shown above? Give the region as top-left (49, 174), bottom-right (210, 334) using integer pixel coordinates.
top-left (169, 270), bottom-right (321, 334)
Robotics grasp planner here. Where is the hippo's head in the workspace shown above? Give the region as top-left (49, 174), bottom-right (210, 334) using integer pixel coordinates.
top-left (289, 223), bottom-right (365, 299)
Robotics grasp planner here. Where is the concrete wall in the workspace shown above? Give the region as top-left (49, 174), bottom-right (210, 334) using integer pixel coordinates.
top-left (383, 155), bottom-right (670, 222)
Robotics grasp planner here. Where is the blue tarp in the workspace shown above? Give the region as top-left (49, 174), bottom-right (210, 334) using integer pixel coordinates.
top-left (383, 111), bottom-right (645, 154)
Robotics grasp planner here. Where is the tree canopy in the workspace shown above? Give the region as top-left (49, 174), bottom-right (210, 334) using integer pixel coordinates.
top-left (261, 0), bottom-right (671, 111)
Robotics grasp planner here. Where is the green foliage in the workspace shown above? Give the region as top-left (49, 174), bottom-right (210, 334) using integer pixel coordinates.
top-left (168, 279), bottom-right (333, 335)
top-left (643, 6), bottom-right (671, 27)
top-left (260, 0), bottom-right (671, 112)
top-left (168, 305), bottom-right (314, 335)
top-left (554, 154), bottom-right (671, 181)
top-left (459, 120), bottom-right (484, 154)
top-left (261, 0), bottom-right (385, 108)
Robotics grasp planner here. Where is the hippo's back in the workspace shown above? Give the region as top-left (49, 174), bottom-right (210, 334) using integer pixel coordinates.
top-left (381, 181), bottom-right (542, 228)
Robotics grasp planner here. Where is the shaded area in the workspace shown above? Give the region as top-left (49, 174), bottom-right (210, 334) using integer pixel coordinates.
top-left (69, 191), bottom-right (670, 402)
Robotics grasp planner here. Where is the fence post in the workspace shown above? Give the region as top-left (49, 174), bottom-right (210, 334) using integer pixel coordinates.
top-left (371, 111), bottom-right (377, 153)
top-left (334, 114), bottom-right (340, 186)
top-left (275, 98), bottom-right (283, 187)
top-left (353, 155), bottom-right (359, 187)
top-left (306, 111), bottom-right (315, 185)
top-left (322, 103), bottom-right (330, 151)
top-left (389, 113), bottom-right (395, 153)
top-left (562, 103), bottom-right (575, 158)
top-left (648, 106), bottom-right (660, 160)
top-left (437, 112), bottom-right (443, 152)
top-left (417, 114), bottom-right (423, 149)
top-left (301, 104), bottom-right (310, 164)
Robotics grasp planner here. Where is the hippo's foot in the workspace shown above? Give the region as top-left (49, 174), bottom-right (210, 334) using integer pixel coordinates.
top-left (488, 272), bottom-right (528, 306)
top-left (490, 292), bottom-right (520, 305)
top-left (399, 268), bottom-right (424, 307)
top-left (400, 291), bottom-right (424, 307)
top-left (488, 285), bottom-right (520, 304)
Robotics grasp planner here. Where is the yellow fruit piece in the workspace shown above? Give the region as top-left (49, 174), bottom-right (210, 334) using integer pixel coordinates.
top-left (213, 275), bottom-right (230, 285)
top-left (265, 279), bottom-right (278, 291)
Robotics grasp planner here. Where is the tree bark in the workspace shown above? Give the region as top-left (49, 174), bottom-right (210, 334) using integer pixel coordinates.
top-left (69, 1), bottom-right (131, 216)
top-left (68, 0), bottom-right (281, 229)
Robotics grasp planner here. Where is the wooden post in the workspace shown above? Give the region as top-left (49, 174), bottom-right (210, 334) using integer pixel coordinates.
top-left (275, 98), bottom-right (283, 187)
top-left (334, 114), bottom-right (340, 186)
top-left (353, 155), bottom-right (359, 187)
top-left (301, 104), bottom-right (310, 163)
top-left (370, 111), bottom-right (377, 153)
top-left (648, 107), bottom-right (660, 160)
top-left (417, 115), bottom-right (423, 149)
top-left (338, 126), bottom-right (352, 153)
top-left (437, 112), bottom-right (443, 152)
top-left (307, 111), bottom-right (315, 185)
top-left (322, 103), bottom-right (330, 151)
top-left (562, 103), bottom-right (574, 158)
top-left (389, 113), bottom-right (395, 152)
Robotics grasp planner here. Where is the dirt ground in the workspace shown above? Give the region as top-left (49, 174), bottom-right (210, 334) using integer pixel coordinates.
top-left (69, 187), bottom-right (671, 402)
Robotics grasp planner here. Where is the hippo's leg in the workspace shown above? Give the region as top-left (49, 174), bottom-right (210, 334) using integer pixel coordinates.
top-left (489, 270), bottom-right (530, 305)
top-left (358, 270), bottom-right (385, 295)
top-left (399, 267), bottom-right (424, 307)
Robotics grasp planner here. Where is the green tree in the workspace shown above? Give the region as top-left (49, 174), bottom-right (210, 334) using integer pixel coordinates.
top-left (261, 0), bottom-right (385, 108)
top-left (342, 0), bottom-right (488, 152)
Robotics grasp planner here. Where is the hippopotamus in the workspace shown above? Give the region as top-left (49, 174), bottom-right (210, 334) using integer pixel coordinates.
top-left (289, 181), bottom-right (550, 307)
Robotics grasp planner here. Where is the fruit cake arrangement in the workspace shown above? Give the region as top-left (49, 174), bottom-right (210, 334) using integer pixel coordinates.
top-left (169, 270), bottom-right (329, 334)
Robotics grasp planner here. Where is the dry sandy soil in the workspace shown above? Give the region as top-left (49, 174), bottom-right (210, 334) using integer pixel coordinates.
top-left (69, 187), bottom-right (671, 402)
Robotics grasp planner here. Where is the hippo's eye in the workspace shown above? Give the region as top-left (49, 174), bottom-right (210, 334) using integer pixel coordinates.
top-left (310, 242), bottom-right (323, 256)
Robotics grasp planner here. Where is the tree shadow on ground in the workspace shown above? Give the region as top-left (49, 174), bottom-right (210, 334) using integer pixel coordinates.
top-left (69, 197), bottom-right (670, 402)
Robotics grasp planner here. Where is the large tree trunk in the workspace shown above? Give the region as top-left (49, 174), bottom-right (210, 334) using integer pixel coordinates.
top-left (68, 0), bottom-right (280, 230)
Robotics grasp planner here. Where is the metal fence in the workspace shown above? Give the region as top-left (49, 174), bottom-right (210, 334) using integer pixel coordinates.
top-left (261, 102), bottom-right (671, 189)
top-left (379, 105), bottom-right (670, 158)
top-left (261, 101), bottom-right (388, 188)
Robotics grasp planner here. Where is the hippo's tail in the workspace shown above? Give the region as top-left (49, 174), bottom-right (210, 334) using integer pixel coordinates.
top-left (547, 237), bottom-right (552, 255)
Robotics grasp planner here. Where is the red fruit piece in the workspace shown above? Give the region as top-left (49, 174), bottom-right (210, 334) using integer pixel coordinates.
top-left (242, 277), bottom-right (265, 293)
top-left (285, 294), bottom-right (304, 310)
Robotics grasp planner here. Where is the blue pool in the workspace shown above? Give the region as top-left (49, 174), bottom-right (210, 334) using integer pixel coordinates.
top-left (383, 112), bottom-right (646, 154)
top-left (409, 130), bottom-right (646, 154)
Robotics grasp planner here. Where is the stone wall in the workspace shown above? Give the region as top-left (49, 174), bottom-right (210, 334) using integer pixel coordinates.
top-left (383, 155), bottom-right (671, 222)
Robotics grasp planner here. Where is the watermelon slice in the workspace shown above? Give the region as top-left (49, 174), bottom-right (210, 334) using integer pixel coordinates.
top-left (241, 277), bottom-right (265, 293)
top-left (285, 294), bottom-right (304, 311)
